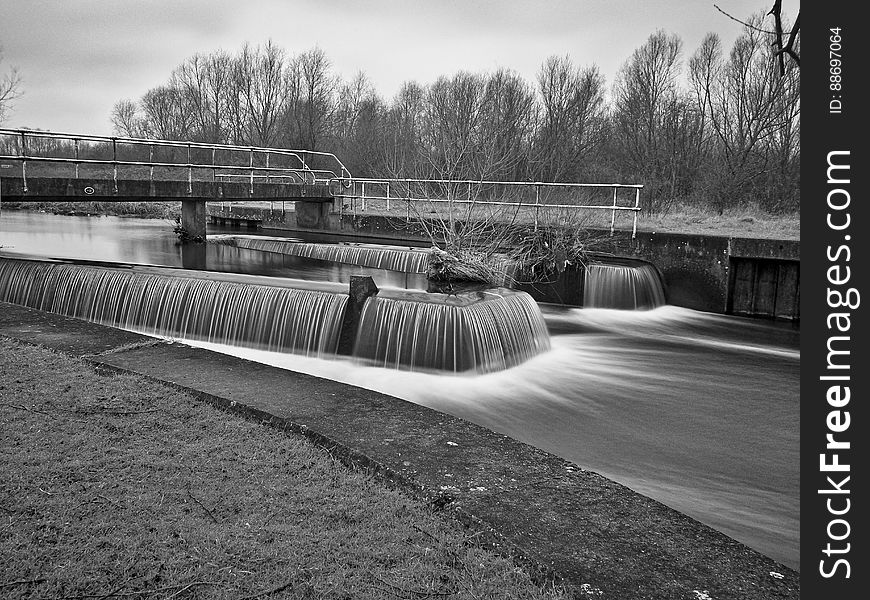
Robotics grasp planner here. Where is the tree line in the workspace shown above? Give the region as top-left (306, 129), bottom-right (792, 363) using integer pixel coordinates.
top-left (109, 14), bottom-right (798, 214)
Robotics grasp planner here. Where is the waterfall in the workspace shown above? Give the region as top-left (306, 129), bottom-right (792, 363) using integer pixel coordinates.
top-left (353, 289), bottom-right (551, 373)
top-left (214, 236), bottom-right (430, 273)
top-left (583, 262), bottom-right (666, 310)
top-left (0, 258), bottom-right (348, 356)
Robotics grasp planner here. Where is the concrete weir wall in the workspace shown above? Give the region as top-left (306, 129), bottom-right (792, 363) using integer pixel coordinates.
top-left (207, 203), bottom-right (801, 321)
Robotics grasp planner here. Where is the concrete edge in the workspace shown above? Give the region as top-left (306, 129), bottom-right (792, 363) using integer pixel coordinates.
top-left (0, 303), bottom-right (800, 600)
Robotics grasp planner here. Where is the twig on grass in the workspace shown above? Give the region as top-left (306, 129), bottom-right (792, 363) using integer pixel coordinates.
top-left (235, 580), bottom-right (295, 600)
top-left (187, 487), bottom-right (220, 524)
top-left (74, 407), bottom-right (161, 416)
top-left (373, 574), bottom-right (456, 598)
top-left (411, 523), bottom-right (442, 545)
top-left (1, 402), bottom-right (56, 419)
top-left (1, 578), bottom-right (47, 588)
top-left (163, 581), bottom-right (220, 600)
top-left (41, 581), bottom-right (222, 600)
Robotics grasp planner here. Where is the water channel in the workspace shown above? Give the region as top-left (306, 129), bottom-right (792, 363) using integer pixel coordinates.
top-left (0, 211), bottom-right (800, 570)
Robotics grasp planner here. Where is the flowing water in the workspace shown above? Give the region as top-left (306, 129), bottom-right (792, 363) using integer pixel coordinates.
top-left (0, 258), bottom-right (349, 356)
top-left (354, 289), bottom-right (551, 372)
top-left (213, 235), bottom-right (431, 273)
top-left (0, 211), bottom-right (800, 570)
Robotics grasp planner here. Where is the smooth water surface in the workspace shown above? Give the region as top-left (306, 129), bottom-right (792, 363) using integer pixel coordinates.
top-left (0, 212), bottom-right (427, 289)
top-left (0, 211), bottom-right (800, 570)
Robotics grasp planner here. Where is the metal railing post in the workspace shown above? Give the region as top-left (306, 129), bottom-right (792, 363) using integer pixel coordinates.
top-left (633, 187), bottom-right (640, 239)
top-left (386, 181), bottom-right (391, 212)
top-left (406, 179), bottom-right (411, 223)
top-left (249, 148), bottom-right (254, 195)
top-left (187, 143), bottom-right (192, 195)
top-left (112, 138), bottom-right (118, 194)
top-left (361, 181), bottom-right (366, 212)
top-left (534, 184), bottom-right (541, 231)
top-left (20, 131), bottom-right (27, 193)
top-left (74, 139), bottom-right (79, 179)
top-left (149, 145), bottom-right (154, 182)
top-left (609, 186), bottom-right (618, 235)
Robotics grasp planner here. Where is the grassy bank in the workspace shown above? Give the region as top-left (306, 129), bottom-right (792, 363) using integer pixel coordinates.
top-left (0, 339), bottom-right (566, 600)
top-left (0, 201), bottom-right (181, 219)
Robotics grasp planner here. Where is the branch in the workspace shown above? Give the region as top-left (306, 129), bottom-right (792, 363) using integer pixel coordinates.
top-left (713, 4), bottom-right (778, 34)
top-left (186, 487), bottom-right (220, 524)
top-left (1, 578), bottom-right (46, 589)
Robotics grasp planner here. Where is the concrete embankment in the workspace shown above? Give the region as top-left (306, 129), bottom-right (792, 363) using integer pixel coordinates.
top-left (207, 205), bottom-right (801, 321)
top-left (0, 302), bottom-right (799, 599)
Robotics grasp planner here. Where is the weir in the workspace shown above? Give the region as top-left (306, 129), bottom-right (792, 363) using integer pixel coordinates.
top-left (353, 289), bottom-right (551, 372)
top-left (584, 261), bottom-right (667, 310)
top-left (212, 235), bottom-right (430, 273)
top-left (0, 258), bottom-right (349, 356)
top-left (0, 256), bottom-right (553, 372)
top-left (210, 236), bottom-right (668, 310)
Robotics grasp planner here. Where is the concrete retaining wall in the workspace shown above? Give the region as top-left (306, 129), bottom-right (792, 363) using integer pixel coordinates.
top-left (207, 205), bottom-right (800, 320)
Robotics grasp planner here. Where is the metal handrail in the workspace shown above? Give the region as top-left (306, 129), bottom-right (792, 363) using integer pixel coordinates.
top-left (0, 127), bottom-right (353, 195)
top-left (331, 177), bottom-right (644, 238)
top-left (0, 127), bottom-right (352, 180)
top-left (331, 176), bottom-right (643, 189)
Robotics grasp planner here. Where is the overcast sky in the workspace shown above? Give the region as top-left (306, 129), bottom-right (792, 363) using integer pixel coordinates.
top-left (0, 0), bottom-right (799, 136)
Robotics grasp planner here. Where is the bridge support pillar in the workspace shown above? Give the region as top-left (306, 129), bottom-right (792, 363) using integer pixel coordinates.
top-left (181, 199), bottom-right (207, 242)
top-left (295, 200), bottom-right (332, 229)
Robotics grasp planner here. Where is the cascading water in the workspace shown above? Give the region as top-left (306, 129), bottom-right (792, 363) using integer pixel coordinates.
top-left (583, 261), bottom-right (666, 310)
top-left (352, 289), bottom-right (551, 372)
top-left (214, 236), bottom-right (430, 274)
top-left (0, 214), bottom-right (800, 567)
top-left (0, 258), bottom-right (348, 356)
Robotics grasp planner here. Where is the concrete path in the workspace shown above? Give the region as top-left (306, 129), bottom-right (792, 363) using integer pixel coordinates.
top-left (0, 301), bottom-right (799, 599)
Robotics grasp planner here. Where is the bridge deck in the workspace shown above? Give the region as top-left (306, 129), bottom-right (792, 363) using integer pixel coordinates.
top-left (0, 176), bottom-right (334, 203)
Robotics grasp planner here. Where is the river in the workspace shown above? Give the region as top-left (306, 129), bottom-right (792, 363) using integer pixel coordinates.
top-left (0, 211), bottom-right (800, 570)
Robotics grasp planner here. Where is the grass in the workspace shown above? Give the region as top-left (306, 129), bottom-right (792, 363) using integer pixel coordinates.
top-left (1, 201), bottom-right (181, 219)
top-left (636, 202), bottom-right (799, 240)
top-left (0, 339), bottom-right (567, 600)
top-left (337, 197), bottom-right (799, 241)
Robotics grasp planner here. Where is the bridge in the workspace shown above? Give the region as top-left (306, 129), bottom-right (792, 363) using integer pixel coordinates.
top-left (0, 128), bottom-right (349, 239)
top-left (0, 128), bottom-right (644, 239)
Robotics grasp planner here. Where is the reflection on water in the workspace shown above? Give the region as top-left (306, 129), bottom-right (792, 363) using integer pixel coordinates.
top-left (0, 211), bottom-right (800, 570)
top-left (0, 212), bottom-right (427, 290)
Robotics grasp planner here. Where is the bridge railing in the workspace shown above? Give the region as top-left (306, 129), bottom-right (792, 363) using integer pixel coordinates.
top-left (0, 128), bottom-right (352, 195)
top-left (330, 177), bottom-right (644, 238)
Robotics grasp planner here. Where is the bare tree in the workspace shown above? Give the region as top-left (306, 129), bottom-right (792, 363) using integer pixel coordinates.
top-left (418, 71), bottom-right (488, 181)
top-left (480, 68), bottom-right (536, 181)
top-left (610, 30), bottom-right (701, 211)
top-left (333, 71), bottom-right (385, 175)
top-left (0, 46), bottom-right (22, 124)
top-left (534, 56), bottom-right (606, 182)
top-left (381, 81), bottom-right (425, 178)
top-left (172, 51), bottom-right (235, 143)
top-left (140, 84), bottom-right (194, 140)
top-left (110, 99), bottom-right (146, 137)
top-left (690, 14), bottom-right (799, 210)
top-left (287, 47), bottom-right (338, 151)
top-left (235, 41), bottom-right (289, 147)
